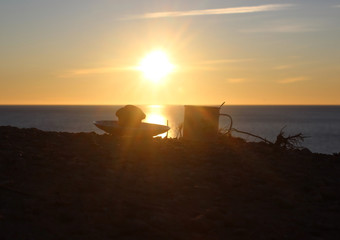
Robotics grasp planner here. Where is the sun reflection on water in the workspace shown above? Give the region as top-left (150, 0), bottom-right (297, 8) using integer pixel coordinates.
top-left (145, 113), bottom-right (167, 125)
top-left (143, 105), bottom-right (168, 138)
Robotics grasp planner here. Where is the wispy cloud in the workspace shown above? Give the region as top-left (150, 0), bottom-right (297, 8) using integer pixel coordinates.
top-left (124, 4), bottom-right (293, 20)
top-left (334, 5), bottom-right (340, 8)
top-left (274, 65), bottom-right (293, 70)
top-left (58, 66), bottom-right (134, 78)
top-left (181, 58), bottom-right (254, 71)
top-left (227, 78), bottom-right (246, 83)
top-left (199, 58), bottom-right (254, 65)
top-left (241, 25), bottom-right (318, 33)
top-left (278, 77), bottom-right (307, 84)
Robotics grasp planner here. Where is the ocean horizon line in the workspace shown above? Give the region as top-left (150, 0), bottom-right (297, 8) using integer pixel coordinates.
top-left (1, 104), bottom-right (340, 107)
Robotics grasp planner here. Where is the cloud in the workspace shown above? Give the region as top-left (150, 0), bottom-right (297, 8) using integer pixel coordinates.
top-left (241, 25), bottom-right (318, 33)
top-left (278, 77), bottom-right (307, 84)
top-left (227, 78), bottom-right (246, 83)
top-left (274, 65), bottom-right (293, 70)
top-left (199, 59), bottom-right (254, 65)
top-left (124, 4), bottom-right (293, 20)
top-left (334, 5), bottom-right (340, 8)
top-left (58, 66), bottom-right (134, 78)
top-left (180, 58), bottom-right (254, 71)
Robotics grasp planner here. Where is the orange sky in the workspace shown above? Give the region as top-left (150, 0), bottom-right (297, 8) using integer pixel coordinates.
top-left (1, 1), bottom-right (340, 105)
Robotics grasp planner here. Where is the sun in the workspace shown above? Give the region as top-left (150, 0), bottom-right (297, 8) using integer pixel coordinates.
top-left (137, 50), bottom-right (175, 83)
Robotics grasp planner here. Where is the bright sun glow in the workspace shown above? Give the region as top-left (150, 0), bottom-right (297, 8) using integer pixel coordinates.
top-left (138, 50), bottom-right (175, 83)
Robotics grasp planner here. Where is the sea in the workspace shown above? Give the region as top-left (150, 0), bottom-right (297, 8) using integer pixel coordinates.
top-left (0, 105), bottom-right (339, 154)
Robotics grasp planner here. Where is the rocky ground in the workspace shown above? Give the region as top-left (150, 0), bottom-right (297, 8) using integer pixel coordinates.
top-left (0, 126), bottom-right (339, 239)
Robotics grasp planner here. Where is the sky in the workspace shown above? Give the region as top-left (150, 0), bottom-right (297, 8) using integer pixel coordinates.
top-left (1, 0), bottom-right (339, 105)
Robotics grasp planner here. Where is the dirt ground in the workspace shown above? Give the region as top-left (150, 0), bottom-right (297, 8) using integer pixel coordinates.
top-left (0, 126), bottom-right (339, 239)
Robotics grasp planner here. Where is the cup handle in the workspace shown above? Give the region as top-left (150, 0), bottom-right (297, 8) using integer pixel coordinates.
top-left (219, 113), bottom-right (233, 134)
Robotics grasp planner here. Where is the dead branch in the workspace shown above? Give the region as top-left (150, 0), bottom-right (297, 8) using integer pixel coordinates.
top-left (175, 123), bottom-right (183, 139)
top-left (231, 128), bottom-right (273, 144)
top-left (274, 126), bottom-right (308, 149)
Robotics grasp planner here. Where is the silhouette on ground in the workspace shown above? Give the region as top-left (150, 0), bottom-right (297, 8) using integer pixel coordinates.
top-left (116, 105), bottom-right (146, 127)
top-left (0, 126), bottom-right (339, 240)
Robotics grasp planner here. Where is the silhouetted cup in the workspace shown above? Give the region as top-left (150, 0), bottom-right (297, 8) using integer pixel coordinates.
top-left (183, 105), bottom-right (229, 140)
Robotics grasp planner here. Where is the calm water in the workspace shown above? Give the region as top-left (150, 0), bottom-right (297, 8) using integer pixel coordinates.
top-left (0, 105), bottom-right (339, 154)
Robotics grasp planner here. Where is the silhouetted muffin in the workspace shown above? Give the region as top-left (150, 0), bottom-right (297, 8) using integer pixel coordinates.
top-left (116, 105), bottom-right (146, 127)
